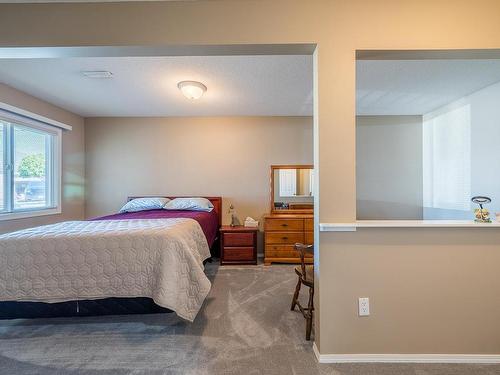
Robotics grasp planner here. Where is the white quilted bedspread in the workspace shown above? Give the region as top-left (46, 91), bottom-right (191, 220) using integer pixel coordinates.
top-left (0, 218), bottom-right (212, 322)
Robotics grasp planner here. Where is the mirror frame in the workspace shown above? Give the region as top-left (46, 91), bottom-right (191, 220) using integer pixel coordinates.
top-left (270, 164), bottom-right (314, 215)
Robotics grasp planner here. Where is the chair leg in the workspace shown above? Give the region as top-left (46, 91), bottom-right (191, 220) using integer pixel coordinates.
top-left (291, 277), bottom-right (302, 311)
top-left (305, 286), bottom-right (314, 340)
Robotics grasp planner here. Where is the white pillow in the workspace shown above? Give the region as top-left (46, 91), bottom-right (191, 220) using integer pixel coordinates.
top-left (163, 197), bottom-right (214, 212)
top-left (119, 197), bottom-right (171, 213)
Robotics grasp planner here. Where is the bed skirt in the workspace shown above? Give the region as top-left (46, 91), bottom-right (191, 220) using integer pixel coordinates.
top-left (0, 297), bottom-right (172, 320)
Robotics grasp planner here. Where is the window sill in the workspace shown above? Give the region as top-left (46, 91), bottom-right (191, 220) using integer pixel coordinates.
top-left (319, 220), bottom-right (500, 232)
top-left (0, 208), bottom-right (61, 221)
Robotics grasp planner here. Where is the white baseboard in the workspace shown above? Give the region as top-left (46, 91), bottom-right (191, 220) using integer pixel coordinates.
top-left (312, 342), bottom-right (500, 363)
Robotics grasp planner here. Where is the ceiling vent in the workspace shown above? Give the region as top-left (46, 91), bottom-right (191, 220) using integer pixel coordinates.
top-left (82, 71), bottom-right (113, 79)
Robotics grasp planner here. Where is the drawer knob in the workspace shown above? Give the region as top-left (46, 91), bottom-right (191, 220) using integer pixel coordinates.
top-left (281, 236), bottom-right (288, 240)
top-left (281, 223), bottom-right (288, 227)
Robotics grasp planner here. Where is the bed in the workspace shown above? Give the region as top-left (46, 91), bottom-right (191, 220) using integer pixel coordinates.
top-left (0, 196), bottom-right (222, 321)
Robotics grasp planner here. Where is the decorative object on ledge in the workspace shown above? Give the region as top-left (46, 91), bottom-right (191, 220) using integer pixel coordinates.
top-left (471, 196), bottom-right (492, 223)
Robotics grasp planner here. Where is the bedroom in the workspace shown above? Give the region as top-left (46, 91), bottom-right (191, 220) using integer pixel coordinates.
top-left (0, 53), bottom-right (313, 233)
top-left (0, 47), bottom-right (318, 370)
top-left (2, 1), bottom-right (500, 375)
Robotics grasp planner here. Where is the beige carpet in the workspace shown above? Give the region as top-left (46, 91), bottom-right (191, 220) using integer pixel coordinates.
top-left (0, 263), bottom-right (498, 374)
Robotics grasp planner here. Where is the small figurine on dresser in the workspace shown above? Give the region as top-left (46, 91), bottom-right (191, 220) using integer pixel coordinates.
top-left (228, 204), bottom-right (241, 227)
top-left (471, 196), bottom-right (492, 223)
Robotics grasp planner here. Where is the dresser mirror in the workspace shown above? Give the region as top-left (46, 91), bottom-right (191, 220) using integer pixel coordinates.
top-left (270, 165), bottom-right (314, 214)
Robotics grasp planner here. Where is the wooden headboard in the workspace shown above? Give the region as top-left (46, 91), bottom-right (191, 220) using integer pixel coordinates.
top-left (126, 196), bottom-right (222, 227)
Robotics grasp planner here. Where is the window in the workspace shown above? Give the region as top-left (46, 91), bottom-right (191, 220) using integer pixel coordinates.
top-left (0, 114), bottom-right (61, 220)
top-left (423, 103), bottom-right (471, 217)
top-left (279, 169), bottom-right (297, 197)
top-left (308, 169), bottom-right (315, 196)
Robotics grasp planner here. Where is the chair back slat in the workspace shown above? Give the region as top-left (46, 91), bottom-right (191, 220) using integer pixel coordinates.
top-left (294, 243), bottom-right (313, 280)
top-left (291, 243), bottom-right (315, 340)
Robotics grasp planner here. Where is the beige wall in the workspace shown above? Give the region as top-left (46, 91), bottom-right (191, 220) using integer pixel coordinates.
top-left (322, 227), bottom-right (500, 354)
top-left (2, 0), bottom-right (500, 356)
top-left (84, 117), bottom-right (313, 225)
top-left (0, 83), bottom-right (85, 234)
top-left (356, 116), bottom-right (423, 220)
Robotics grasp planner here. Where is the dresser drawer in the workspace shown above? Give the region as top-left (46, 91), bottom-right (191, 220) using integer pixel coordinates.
top-left (265, 245), bottom-right (314, 259)
top-left (305, 231), bottom-right (314, 245)
top-left (223, 232), bottom-right (254, 247)
top-left (265, 232), bottom-right (304, 245)
top-left (265, 219), bottom-right (303, 231)
top-left (223, 247), bottom-right (254, 261)
top-left (304, 218), bottom-right (314, 231)
top-left (265, 244), bottom-right (297, 258)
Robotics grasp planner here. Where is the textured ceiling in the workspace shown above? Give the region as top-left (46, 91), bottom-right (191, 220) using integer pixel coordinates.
top-left (4, 56), bottom-right (496, 118)
top-left (0, 55), bottom-right (313, 117)
top-left (357, 59), bottom-right (500, 115)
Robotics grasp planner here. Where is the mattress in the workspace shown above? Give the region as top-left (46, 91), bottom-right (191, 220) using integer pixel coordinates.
top-left (93, 209), bottom-right (219, 248)
top-left (0, 217), bottom-right (212, 321)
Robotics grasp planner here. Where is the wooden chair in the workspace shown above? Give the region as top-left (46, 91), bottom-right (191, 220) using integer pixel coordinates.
top-left (290, 243), bottom-right (314, 340)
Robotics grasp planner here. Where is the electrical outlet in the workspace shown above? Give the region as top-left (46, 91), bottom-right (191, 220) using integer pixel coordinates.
top-left (358, 297), bottom-right (370, 316)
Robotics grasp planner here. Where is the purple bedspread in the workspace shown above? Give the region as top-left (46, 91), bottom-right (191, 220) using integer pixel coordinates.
top-left (92, 209), bottom-right (219, 247)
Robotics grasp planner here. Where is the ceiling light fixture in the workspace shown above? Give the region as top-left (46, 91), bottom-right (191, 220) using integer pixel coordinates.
top-left (178, 81), bottom-right (207, 100)
top-left (82, 71), bottom-right (113, 79)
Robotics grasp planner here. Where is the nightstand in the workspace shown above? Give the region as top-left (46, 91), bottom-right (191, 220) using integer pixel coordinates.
top-left (220, 225), bottom-right (258, 265)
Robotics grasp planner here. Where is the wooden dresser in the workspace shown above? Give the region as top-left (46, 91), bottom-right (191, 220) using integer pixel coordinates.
top-left (263, 214), bottom-right (314, 265)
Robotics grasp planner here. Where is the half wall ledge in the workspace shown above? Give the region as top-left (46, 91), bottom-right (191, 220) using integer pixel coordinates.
top-left (319, 220), bottom-right (500, 232)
